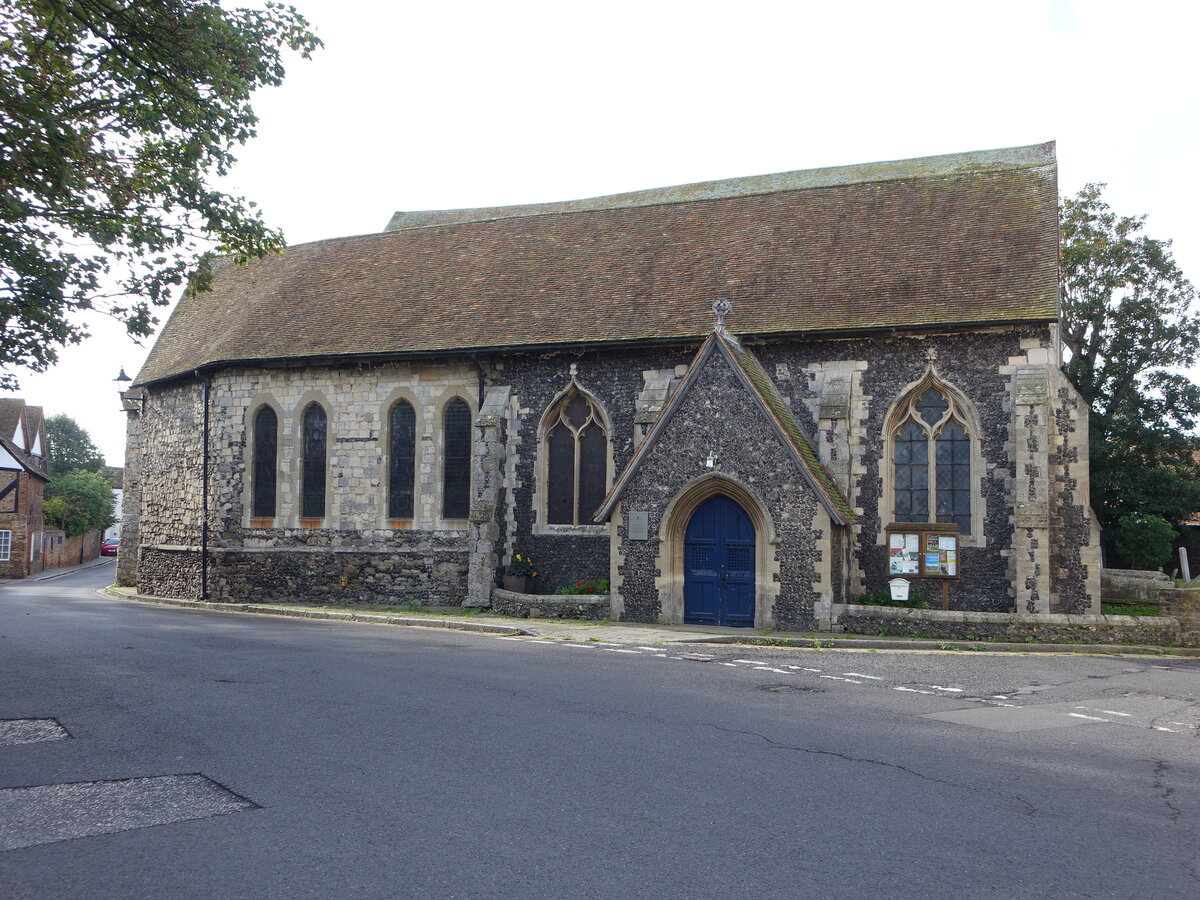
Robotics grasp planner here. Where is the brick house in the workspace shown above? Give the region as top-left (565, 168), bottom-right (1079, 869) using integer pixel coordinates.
top-left (118, 142), bottom-right (1101, 627)
top-left (0, 399), bottom-right (50, 578)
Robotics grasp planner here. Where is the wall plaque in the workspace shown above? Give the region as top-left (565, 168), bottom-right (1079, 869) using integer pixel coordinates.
top-left (1014, 371), bottom-right (1047, 406)
top-left (627, 510), bottom-right (649, 541)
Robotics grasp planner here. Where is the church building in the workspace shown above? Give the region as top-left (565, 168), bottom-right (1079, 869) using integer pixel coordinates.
top-left (118, 142), bottom-right (1101, 629)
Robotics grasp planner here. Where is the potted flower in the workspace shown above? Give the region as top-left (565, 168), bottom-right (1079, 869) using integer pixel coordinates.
top-left (503, 553), bottom-right (537, 594)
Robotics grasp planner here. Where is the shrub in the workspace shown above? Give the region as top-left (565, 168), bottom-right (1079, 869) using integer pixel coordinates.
top-left (553, 578), bottom-right (609, 595)
top-left (1114, 514), bottom-right (1176, 571)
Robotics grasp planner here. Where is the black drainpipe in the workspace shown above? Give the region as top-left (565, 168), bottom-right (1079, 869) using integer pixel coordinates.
top-left (199, 371), bottom-right (210, 601)
top-left (470, 352), bottom-right (486, 407)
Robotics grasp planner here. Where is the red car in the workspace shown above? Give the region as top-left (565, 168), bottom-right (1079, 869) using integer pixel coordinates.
top-left (101, 539), bottom-right (119, 556)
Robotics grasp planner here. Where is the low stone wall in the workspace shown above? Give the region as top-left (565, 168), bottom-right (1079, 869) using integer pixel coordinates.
top-left (490, 587), bottom-right (610, 620)
top-left (1101, 568), bottom-right (1171, 606)
top-left (836, 604), bottom-right (1179, 646)
top-left (138, 546), bottom-right (201, 599)
top-left (213, 546), bottom-right (468, 606)
top-left (1158, 588), bottom-right (1200, 647)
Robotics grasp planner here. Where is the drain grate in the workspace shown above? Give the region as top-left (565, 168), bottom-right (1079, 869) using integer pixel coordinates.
top-left (0, 718), bottom-right (70, 748)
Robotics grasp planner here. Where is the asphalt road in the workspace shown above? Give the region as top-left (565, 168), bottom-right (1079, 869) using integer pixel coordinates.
top-left (2, 562), bottom-right (1198, 898)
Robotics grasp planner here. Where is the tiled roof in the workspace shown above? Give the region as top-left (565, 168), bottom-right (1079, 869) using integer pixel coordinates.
top-left (0, 398), bottom-right (48, 479)
top-left (134, 143), bottom-right (1059, 387)
top-left (594, 330), bottom-right (856, 526)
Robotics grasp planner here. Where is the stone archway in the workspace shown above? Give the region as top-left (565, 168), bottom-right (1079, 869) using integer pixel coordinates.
top-left (654, 474), bottom-right (780, 627)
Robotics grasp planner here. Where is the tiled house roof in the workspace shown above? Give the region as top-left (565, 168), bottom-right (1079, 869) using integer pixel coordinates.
top-left (594, 330), bottom-right (856, 526)
top-left (0, 399), bottom-right (49, 479)
top-left (134, 143), bottom-right (1059, 387)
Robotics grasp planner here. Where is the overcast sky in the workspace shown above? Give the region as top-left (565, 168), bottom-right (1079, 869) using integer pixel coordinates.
top-left (5, 0), bottom-right (1198, 465)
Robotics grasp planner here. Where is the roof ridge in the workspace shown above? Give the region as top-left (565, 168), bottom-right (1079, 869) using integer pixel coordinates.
top-left (385, 142), bottom-right (1055, 233)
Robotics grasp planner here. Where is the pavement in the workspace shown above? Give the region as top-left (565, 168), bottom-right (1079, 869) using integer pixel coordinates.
top-left (0, 556), bottom-right (114, 585)
top-left (99, 581), bottom-right (1200, 657)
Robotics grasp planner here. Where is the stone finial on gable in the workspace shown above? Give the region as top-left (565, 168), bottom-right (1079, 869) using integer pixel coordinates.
top-left (712, 298), bottom-right (732, 332)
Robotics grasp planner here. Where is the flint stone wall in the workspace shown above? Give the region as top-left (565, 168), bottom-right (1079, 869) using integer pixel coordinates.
top-left (838, 604), bottom-right (1178, 645)
top-left (490, 587), bottom-right (608, 620)
top-left (611, 347), bottom-right (829, 629)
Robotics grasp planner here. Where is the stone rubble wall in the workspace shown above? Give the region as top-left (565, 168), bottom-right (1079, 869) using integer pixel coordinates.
top-left (837, 604), bottom-right (1179, 645)
top-left (1158, 588), bottom-right (1200, 647)
top-left (489, 587), bottom-right (608, 620)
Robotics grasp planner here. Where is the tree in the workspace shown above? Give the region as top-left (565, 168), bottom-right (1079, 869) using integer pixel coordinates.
top-left (44, 413), bottom-right (104, 475)
top-left (1113, 514), bottom-right (1176, 571)
top-left (0, 0), bottom-right (320, 389)
top-left (44, 468), bottom-right (115, 536)
top-left (1060, 184), bottom-right (1200, 530)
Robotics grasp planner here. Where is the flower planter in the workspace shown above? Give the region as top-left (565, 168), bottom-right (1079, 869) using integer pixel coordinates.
top-left (502, 574), bottom-right (535, 594)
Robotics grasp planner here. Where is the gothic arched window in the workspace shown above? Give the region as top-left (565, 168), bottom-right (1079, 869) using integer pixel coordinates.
top-left (388, 400), bottom-right (416, 520)
top-left (251, 405), bottom-right (278, 519)
top-left (891, 385), bottom-right (972, 534)
top-left (545, 391), bottom-right (608, 525)
top-left (301, 403), bottom-right (327, 519)
top-left (442, 398), bottom-right (472, 519)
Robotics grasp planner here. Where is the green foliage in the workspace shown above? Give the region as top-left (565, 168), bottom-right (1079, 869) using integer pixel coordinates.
top-left (852, 591), bottom-right (928, 609)
top-left (0, 1), bottom-right (321, 388)
top-left (44, 468), bottom-right (115, 536)
top-left (505, 553), bottom-right (536, 576)
top-left (44, 414), bottom-right (104, 475)
top-left (1060, 185), bottom-right (1200, 528)
top-left (1113, 514), bottom-right (1176, 571)
top-left (553, 578), bottom-right (609, 595)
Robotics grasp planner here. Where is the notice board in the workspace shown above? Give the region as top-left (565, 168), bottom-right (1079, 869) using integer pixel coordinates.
top-left (886, 525), bottom-right (960, 579)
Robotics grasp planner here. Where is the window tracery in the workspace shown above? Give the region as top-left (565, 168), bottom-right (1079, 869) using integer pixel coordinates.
top-left (544, 390), bottom-right (608, 525)
top-left (891, 385), bottom-right (972, 534)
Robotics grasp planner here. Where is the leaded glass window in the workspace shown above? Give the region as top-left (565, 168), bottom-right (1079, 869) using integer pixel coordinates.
top-left (442, 398), bottom-right (472, 519)
top-left (545, 391), bottom-right (608, 525)
top-left (301, 403), bottom-right (327, 519)
top-left (388, 401), bottom-right (416, 519)
top-left (251, 406), bottom-right (277, 519)
top-left (890, 385), bottom-right (972, 534)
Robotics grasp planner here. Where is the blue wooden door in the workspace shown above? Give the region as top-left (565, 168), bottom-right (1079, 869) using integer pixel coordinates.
top-left (684, 495), bottom-right (756, 627)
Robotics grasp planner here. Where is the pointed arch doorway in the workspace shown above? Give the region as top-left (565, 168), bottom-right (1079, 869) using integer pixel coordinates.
top-left (683, 494), bottom-right (756, 627)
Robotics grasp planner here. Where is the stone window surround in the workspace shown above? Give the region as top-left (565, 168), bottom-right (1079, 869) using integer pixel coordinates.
top-left (243, 395), bottom-right (283, 529)
top-left (532, 378), bottom-right (613, 537)
top-left (0, 529), bottom-right (10, 561)
top-left (643, 473), bottom-right (783, 628)
top-left (878, 371), bottom-right (985, 548)
top-left (297, 395), bottom-right (333, 526)
top-left (434, 389), bottom-right (476, 530)
top-left (380, 387), bottom-right (420, 529)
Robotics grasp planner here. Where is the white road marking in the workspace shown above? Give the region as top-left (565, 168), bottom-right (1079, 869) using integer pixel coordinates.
top-left (1075, 706), bottom-right (1133, 717)
top-left (1154, 726), bottom-right (1179, 733)
top-left (754, 667), bottom-right (793, 674)
top-left (927, 686), bottom-right (964, 693)
top-left (992, 695), bottom-right (1009, 699)
top-left (733, 659), bottom-right (768, 665)
top-left (1067, 713), bottom-right (1110, 722)
top-left (843, 673), bottom-right (882, 680)
top-left (603, 648), bottom-right (641, 653)
top-left (820, 675), bottom-right (862, 684)
top-left (894, 686), bottom-right (937, 695)
top-left (720, 662), bottom-right (738, 667)
top-left (638, 647), bottom-right (666, 652)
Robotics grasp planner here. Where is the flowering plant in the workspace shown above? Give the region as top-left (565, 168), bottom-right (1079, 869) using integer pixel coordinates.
top-left (553, 578), bottom-right (609, 595)
top-left (506, 553), bottom-right (537, 577)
